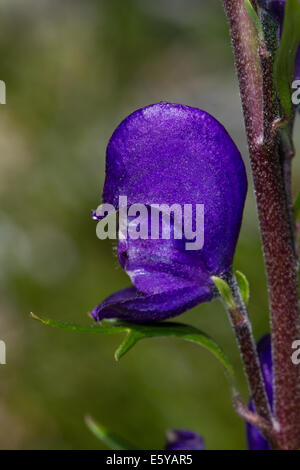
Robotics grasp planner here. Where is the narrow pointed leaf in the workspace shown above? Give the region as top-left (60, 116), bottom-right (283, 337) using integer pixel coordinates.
top-left (85, 415), bottom-right (136, 450)
top-left (30, 312), bottom-right (235, 380)
top-left (115, 330), bottom-right (144, 361)
top-left (294, 191), bottom-right (300, 221)
top-left (244, 0), bottom-right (263, 40)
top-left (236, 270), bottom-right (250, 306)
top-left (30, 312), bottom-right (127, 334)
top-left (211, 276), bottom-right (236, 311)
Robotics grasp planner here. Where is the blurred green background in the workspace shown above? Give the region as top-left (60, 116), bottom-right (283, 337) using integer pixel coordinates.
top-left (0, 0), bottom-right (299, 450)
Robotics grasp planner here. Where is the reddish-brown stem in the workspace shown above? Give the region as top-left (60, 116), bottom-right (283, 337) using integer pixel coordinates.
top-left (233, 395), bottom-right (278, 448)
top-left (223, 0), bottom-right (300, 449)
top-left (279, 122), bottom-right (296, 256)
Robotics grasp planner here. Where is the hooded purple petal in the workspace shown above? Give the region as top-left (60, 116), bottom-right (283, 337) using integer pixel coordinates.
top-left (117, 217), bottom-right (213, 296)
top-left (247, 335), bottom-right (273, 450)
top-left (93, 102), bottom-right (247, 321)
top-left (165, 429), bottom-right (204, 451)
top-left (103, 102), bottom-right (246, 275)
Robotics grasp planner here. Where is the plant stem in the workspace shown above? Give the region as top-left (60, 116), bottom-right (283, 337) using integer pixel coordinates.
top-left (279, 122), bottom-right (296, 253)
top-left (233, 394), bottom-right (278, 448)
top-left (225, 273), bottom-right (273, 427)
top-left (223, 0), bottom-right (300, 449)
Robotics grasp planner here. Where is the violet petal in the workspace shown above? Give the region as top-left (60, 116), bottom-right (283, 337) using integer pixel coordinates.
top-left (165, 429), bottom-right (205, 451)
top-left (93, 102), bottom-right (247, 321)
top-left (91, 285), bottom-right (212, 322)
top-left (247, 335), bottom-right (273, 450)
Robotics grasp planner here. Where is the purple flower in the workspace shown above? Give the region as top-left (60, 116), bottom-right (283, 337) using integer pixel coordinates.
top-left (165, 429), bottom-right (204, 451)
top-left (259, 0), bottom-right (300, 80)
top-left (92, 102), bottom-right (247, 322)
top-left (247, 335), bottom-right (273, 450)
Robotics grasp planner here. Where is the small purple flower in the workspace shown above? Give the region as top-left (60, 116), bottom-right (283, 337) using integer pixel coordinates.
top-left (92, 102), bottom-right (247, 322)
top-left (247, 334), bottom-right (273, 450)
top-left (165, 429), bottom-right (204, 451)
top-left (259, 0), bottom-right (300, 80)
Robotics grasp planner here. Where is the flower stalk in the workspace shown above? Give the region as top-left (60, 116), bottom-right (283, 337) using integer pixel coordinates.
top-left (216, 274), bottom-right (273, 432)
top-left (223, 0), bottom-right (300, 449)
top-left (233, 395), bottom-right (276, 446)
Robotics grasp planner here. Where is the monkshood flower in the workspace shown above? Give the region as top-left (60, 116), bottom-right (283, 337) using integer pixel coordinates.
top-left (165, 429), bottom-right (204, 451)
top-left (91, 102), bottom-right (247, 322)
top-left (247, 335), bottom-right (273, 450)
top-left (259, 0), bottom-right (300, 80)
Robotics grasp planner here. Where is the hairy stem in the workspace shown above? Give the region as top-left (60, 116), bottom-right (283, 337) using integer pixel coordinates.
top-left (233, 395), bottom-right (278, 448)
top-left (225, 273), bottom-right (273, 428)
top-left (279, 121), bottom-right (296, 253)
top-left (223, 0), bottom-right (300, 449)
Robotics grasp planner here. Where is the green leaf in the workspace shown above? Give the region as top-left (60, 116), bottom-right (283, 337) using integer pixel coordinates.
top-left (211, 276), bottom-right (236, 311)
top-left (30, 312), bottom-right (127, 335)
top-left (244, 0), bottom-right (263, 41)
top-left (273, 0), bottom-right (300, 119)
top-left (294, 191), bottom-right (300, 221)
top-left (114, 322), bottom-right (234, 376)
top-left (85, 415), bottom-right (136, 450)
top-left (30, 312), bottom-right (234, 380)
top-left (235, 270), bottom-right (250, 306)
